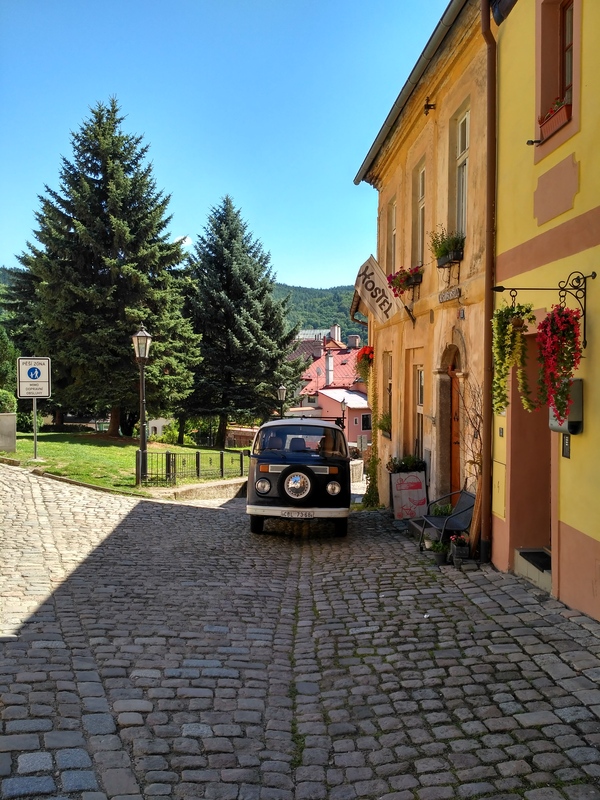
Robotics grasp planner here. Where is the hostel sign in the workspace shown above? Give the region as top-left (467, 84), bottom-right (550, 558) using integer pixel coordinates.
top-left (17, 358), bottom-right (52, 399)
top-left (354, 256), bottom-right (401, 323)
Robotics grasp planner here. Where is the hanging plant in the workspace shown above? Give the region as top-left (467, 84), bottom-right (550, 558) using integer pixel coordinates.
top-left (536, 305), bottom-right (582, 424)
top-left (356, 345), bottom-right (374, 385)
top-left (387, 265), bottom-right (424, 297)
top-left (491, 302), bottom-right (537, 414)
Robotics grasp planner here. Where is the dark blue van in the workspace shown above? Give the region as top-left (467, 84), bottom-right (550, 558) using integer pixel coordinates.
top-left (246, 417), bottom-right (351, 536)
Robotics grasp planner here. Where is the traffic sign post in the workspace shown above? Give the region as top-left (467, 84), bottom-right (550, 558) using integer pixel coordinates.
top-left (17, 358), bottom-right (52, 460)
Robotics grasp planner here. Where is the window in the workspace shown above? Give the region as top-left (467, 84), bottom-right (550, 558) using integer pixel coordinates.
top-left (361, 414), bottom-right (372, 431)
top-left (307, 396), bottom-right (317, 405)
top-left (456, 111), bottom-right (469, 237)
top-left (415, 367), bottom-right (424, 459)
top-left (382, 351), bottom-right (392, 422)
top-left (562, 1), bottom-right (573, 104)
top-left (412, 162), bottom-right (426, 266)
top-left (536, 0), bottom-right (580, 155)
top-left (387, 199), bottom-right (397, 274)
top-left (417, 166), bottom-right (425, 265)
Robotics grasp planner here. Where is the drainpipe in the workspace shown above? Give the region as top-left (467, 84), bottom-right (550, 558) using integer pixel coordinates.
top-left (480, 0), bottom-right (496, 564)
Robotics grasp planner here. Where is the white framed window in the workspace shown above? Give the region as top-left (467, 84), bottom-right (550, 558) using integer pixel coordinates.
top-left (383, 351), bottom-right (392, 421)
top-left (387, 198), bottom-right (396, 275)
top-left (456, 111), bottom-right (469, 237)
top-left (417, 166), bottom-right (426, 265)
top-left (415, 367), bottom-right (424, 459)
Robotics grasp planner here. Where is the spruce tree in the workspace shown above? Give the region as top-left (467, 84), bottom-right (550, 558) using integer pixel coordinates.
top-left (8, 99), bottom-right (200, 434)
top-left (186, 196), bottom-right (303, 448)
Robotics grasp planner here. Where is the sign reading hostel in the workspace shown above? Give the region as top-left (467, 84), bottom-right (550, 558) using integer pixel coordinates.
top-left (354, 256), bottom-right (401, 323)
top-left (17, 357), bottom-right (52, 399)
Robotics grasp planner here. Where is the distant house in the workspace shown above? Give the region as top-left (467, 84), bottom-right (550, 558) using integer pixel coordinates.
top-left (286, 325), bottom-right (371, 448)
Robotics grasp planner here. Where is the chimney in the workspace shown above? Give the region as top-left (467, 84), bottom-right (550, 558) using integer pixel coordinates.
top-left (325, 351), bottom-right (334, 386)
top-left (347, 334), bottom-right (361, 349)
top-left (330, 324), bottom-right (341, 342)
top-left (312, 339), bottom-right (324, 359)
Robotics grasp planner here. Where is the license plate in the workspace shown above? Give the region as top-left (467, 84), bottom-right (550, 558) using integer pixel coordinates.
top-left (280, 510), bottom-right (314, 519)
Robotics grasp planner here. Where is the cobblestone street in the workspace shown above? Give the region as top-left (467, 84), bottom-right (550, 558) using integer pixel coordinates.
top-left (1, 463), bottom-right (600, 800)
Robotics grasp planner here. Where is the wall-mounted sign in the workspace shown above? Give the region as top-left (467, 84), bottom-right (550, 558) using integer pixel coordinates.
top-left (439, 286), bottom-right (462, 304)
top-left (354, 256), bottom-right (402, 324)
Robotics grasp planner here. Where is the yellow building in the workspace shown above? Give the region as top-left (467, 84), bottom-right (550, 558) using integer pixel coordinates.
top-left (492, 0), bottom-right (600, 619)
top-left (353, 0), bottom-right (493, 533)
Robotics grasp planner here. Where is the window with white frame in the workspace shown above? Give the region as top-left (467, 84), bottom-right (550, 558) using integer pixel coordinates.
top-left (415, 367), bottom-right (424, 459)
top-left (382, 351), bottom-right (392, 423)
top-left (387, 199), bottom-right (397, 274)
top-left (456, 111), bottom-right (469, 237)
top-left (417, 165), bottom-right (426, 265)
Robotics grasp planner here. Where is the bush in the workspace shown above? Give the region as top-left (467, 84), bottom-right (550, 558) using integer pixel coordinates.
top-left (0, 390), bottom-right (17, 413)
top-left (17, 411), bottom-right (44, 433)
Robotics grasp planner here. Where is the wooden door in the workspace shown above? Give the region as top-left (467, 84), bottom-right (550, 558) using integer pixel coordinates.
top-left (450, 369), bottom-right (461, 495)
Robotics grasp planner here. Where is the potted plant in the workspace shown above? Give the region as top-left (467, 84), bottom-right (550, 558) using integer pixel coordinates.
top-left (430, 539), bottom-right (449, 565)
top-left (450, 533), bottom-right (470, 561)
top-left (492, 302), bottom-right (537, 414)
top-left (428, 225), bottom-right (465, 268)
top-left (355, 345), bottom-right (374, 386)
top-left (536, 305), bottom-right (582, 424)
top-left (387, 265), bottom-right (424, 297)
top-left (538, 96), bottom-right (572, 141)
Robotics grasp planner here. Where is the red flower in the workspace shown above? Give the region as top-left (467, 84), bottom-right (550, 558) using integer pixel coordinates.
top-left (536, 305), bottom-right (582, 424)
top-left (356, 345), bottom-right (374, 364)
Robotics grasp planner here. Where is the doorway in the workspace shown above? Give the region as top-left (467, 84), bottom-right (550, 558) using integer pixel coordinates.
top-left (508, 335), bottom-right (552, 580)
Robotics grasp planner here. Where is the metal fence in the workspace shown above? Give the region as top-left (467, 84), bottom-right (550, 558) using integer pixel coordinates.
top-left (145, 449), bottom-right (250, 485)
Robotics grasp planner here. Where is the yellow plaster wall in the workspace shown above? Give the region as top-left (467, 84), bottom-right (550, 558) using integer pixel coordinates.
top-left (495, 0), bottom-right (600, 550)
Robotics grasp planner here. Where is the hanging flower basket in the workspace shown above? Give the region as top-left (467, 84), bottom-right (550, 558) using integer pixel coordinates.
top-left (356, 345), bottom-right (374, 385)
top-left (536, 305), bottom-right (582, 424)
top-left (387, 266), bottom-right (424, 297)
top-left (492, 303), bottom-right (537, 414)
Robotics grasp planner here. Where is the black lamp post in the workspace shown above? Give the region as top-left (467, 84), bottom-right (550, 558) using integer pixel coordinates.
top-left (277, 384), bottom-right (287, 419)
top-left (132, 324), bottom-right (152, 485)
top-left (340, 399), bottom-right (347, 429)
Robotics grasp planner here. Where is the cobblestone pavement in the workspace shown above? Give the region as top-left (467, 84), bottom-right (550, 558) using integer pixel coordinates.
top-left (1, 464), bottom-right (600, 800)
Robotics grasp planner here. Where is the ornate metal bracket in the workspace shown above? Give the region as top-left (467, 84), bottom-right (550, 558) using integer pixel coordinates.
top-left (401, 299), bottom-right (416, 326)
top-left (492, 270), bottom-right (597, 348)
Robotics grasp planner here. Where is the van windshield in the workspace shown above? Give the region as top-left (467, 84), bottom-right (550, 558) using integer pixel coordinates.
top-left (254, 425), bottom-right (348, 458)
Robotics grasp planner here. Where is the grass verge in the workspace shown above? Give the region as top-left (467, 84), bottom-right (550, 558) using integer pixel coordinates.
top-left (0, 432), bottom-right (235, 496)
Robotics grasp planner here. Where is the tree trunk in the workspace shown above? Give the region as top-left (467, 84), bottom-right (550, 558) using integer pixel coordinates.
top-left (215, 413), bottom-right (228, 449)
top-left (120, 410), bottom-right (137, 437)
top-left (53, 409), bottom-right (64, 426)
top-left (177, 414), bottom-right (186, 445)
top-left (107, 405), bottom-right (121, 437)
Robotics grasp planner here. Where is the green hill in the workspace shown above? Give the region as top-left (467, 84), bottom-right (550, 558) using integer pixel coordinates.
top-left (274, 283), bottom-right (367, 342)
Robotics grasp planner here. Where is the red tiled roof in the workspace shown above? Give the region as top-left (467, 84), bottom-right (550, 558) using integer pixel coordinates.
top-left (300, 348), bottom-right (360, 395)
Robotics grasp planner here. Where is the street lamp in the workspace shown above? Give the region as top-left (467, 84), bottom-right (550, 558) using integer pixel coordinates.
top-left (277, 384), bottom-right (287, 419)
top-left (132, 324), bottom-right (152, 485)
top-left (340, 398), bottom-right (347, 429)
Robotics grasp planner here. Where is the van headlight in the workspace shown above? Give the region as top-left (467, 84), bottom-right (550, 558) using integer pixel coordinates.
top-left (255, 478), bottom-right (271, 494)
top-left (326, 481), bottom-right (341, 496)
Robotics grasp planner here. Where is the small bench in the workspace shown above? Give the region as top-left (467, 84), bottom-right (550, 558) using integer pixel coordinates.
top-left (411, 489), bottom-right (476, 552)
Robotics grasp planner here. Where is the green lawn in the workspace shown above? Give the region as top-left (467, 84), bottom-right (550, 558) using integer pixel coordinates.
top-left (0, 432), bottom-right (223, 496)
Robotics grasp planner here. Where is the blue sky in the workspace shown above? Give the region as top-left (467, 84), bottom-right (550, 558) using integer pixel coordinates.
top-left (0, 0), bottom-right (449, 289)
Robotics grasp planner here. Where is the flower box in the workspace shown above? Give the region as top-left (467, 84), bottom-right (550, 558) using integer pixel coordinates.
top-left (405, 272), bottom-right (423, 287)
top-left (437, 250), bottom-right (464, 268)
top-left (451, 543), bottom-right (470, 560)
top-left (539, 104), bottom-right (572, 141)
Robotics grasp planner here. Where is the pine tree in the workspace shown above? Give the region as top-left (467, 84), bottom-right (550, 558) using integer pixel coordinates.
top-left (7, 99), bottom-right (200, 435)
top-left (186, 196), bottom-right (303, 448)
